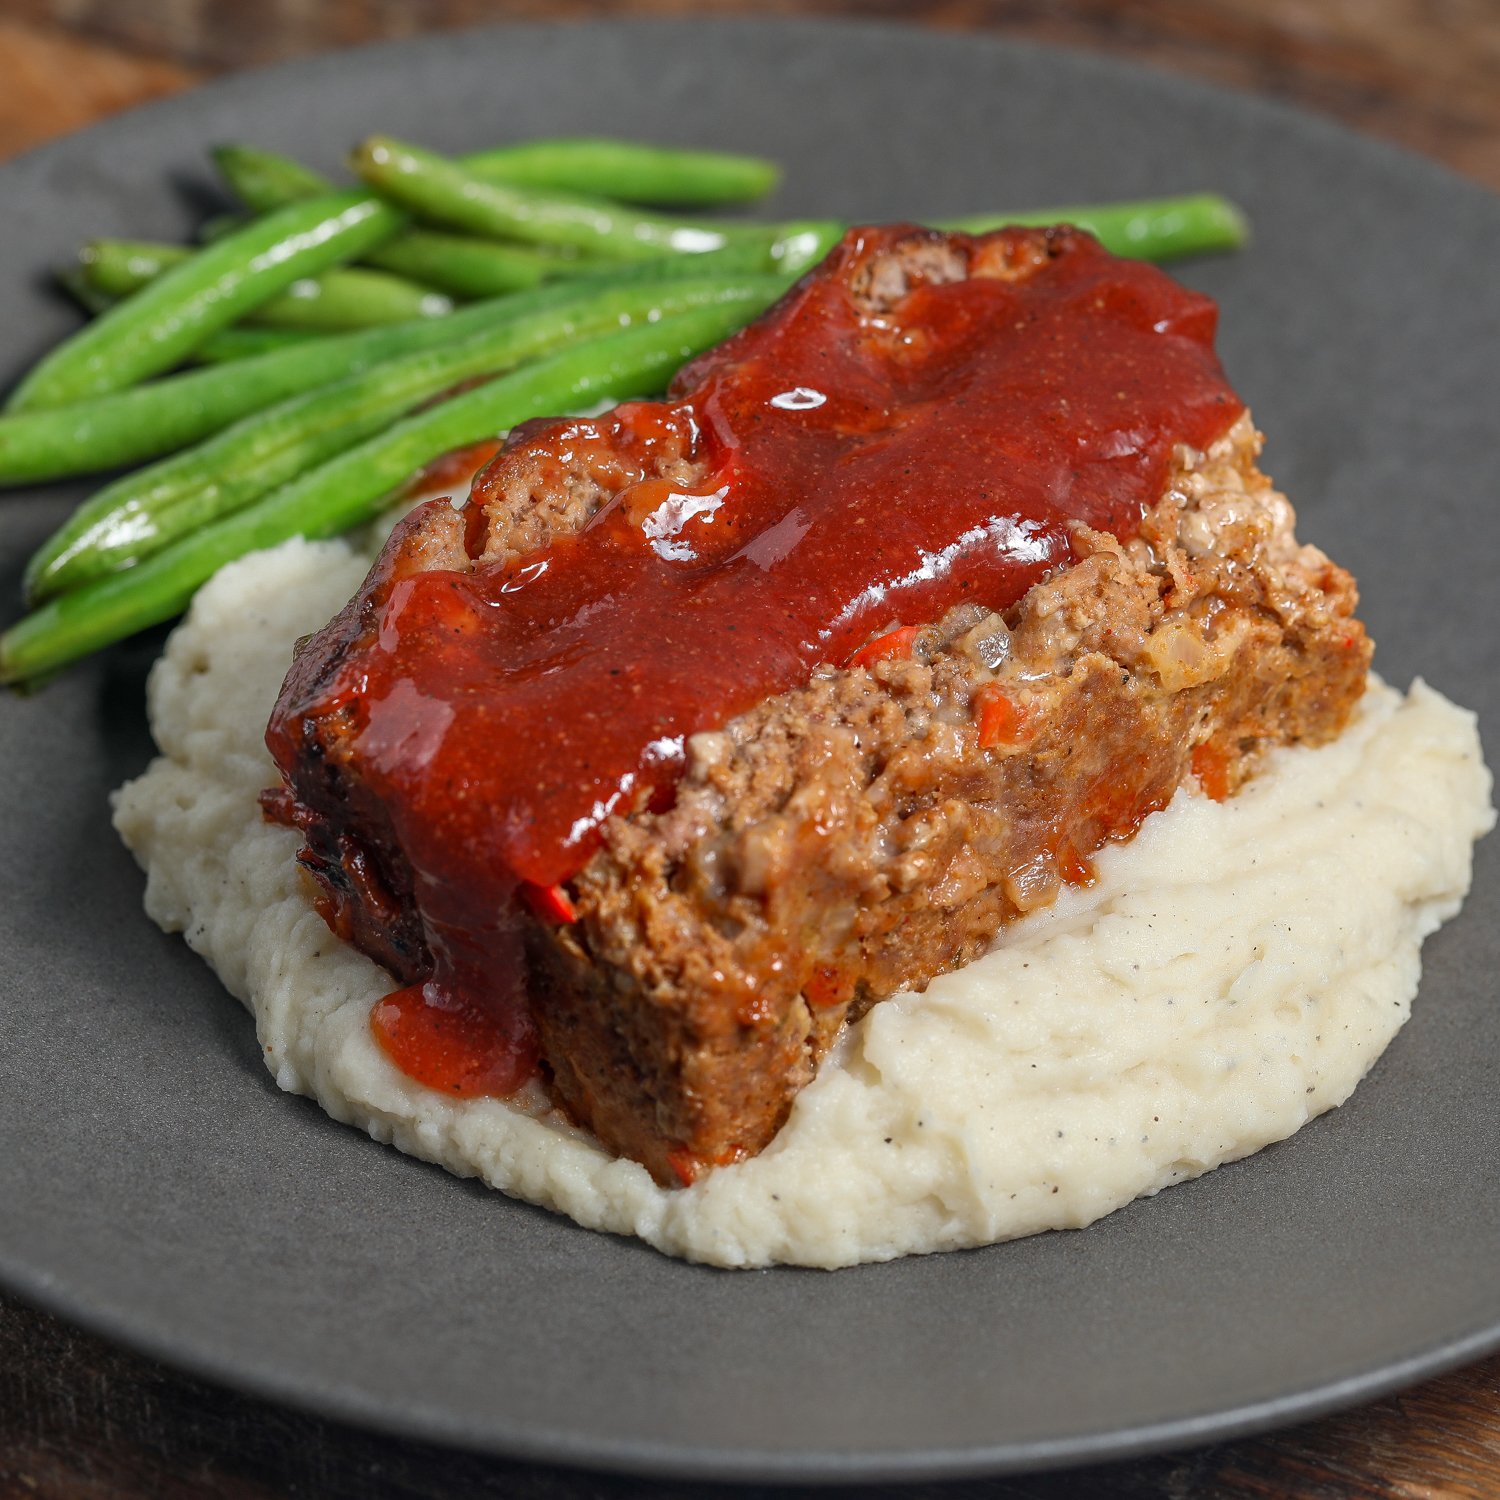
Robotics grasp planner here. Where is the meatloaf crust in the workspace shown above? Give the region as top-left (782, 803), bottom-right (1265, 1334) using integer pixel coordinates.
top-left (267, 228), bottom-right (1371, 1185)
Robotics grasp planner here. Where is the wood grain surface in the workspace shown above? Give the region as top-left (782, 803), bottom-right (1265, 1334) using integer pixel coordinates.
top-left (1, 4), bottom-right (1497, 1498)
top-left (2, 0), bottom-right (1499, 189)
top-left (0, 18), bottom-right (194, 163)
top-left (3, 1292), bottom-right (1499, 1499)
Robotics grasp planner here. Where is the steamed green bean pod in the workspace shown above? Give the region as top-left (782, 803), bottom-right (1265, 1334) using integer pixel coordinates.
top-left (0, 300), bottom-right (775, 685)
top-left (358, 230), bottom-right (576, 297)
top-left (216, 144), bottom-right (595, 293)
top-left (215, 138), bottom-right (779, 210)
top-left (352, 136), bottom-right (761, 260)
top-left (463, 138), bottom-right (780, 204)
top-left (81, 240), bottom-right (455, 329)
top-left (211, 145), bottom-right (331, 210)
top-left (5, 191), bottom-right (406, 413)
top-left (945, 194), bottom-right (1248, 260)
top-left (189, 326), bottom-right (325, 363)
top-left (76, 240), bottom-right (183, 297)
top-left (58, 300), bottom-right (327, 362)
top-left (27, 276), bottom-right (785, 601)
top-left (205, 266), bottom-right (455, 331)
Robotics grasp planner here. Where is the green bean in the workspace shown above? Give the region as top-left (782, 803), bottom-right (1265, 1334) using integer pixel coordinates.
top-left (190, 326), bottom-right (324, 363)
top-left (352, 136), bottom-right (757, 260)
top-left (360, 231), bottom-right (574, 297)
top-left (944, 193), bottom-right (1248, 261)
top-left (657, 222), bottom-right (840, 282)
top-left (243, 268), bottom-right (454, 329)
top-left (477, 222), bottom-right (837, 290)
top-left (75, 240), bottom-right (191, 297)
top-left (216, 138), bottom-right (778, 210)
top-left (89, 265), bottom-right (454, 336)
top-left (215, 145), bottom-right (593, 295)
top-left (28, 277), bottom-right (784, 601)
top-left (0, 279), bottom-right (683, 485)
top-left (211, 145), bottom-right (329, 211)
top-left (463, 138), bottom-right (780, 206)
top-left (0, 300), bottom-right (774, 684)
top-left (81, 240), bottom-right (455, 330)
top-left (4, 192), bottom-right (407, 413)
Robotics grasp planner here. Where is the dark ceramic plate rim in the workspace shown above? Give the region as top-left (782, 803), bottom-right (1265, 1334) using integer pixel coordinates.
top-left (1, 19), bottom-right (1497, 1483)
top-left (10, 1273), bottom-right (1500, 1484)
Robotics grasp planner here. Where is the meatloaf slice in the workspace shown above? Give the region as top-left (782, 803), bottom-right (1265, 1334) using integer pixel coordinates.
top-left (265, 225), bottom-right (1371, 1186)
top-left (526, 413), bottom-right (1368, 1181)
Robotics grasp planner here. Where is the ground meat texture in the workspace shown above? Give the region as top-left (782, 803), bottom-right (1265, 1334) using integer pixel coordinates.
top-left (265, 227), bottom-right (1370, 1186)
top-left (525, 415), bottom-right (1369, 1181)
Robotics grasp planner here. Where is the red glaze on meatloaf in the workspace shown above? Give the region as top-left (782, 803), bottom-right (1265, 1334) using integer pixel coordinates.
top-left (264, 225), bottom-right (1371, 1184)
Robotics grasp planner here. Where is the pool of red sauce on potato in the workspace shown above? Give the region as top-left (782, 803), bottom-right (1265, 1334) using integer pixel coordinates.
top-left (267, 225), bottom-right (1243, 1105)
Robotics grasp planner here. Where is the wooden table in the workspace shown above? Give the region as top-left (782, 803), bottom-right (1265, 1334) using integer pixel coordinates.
top-left (2, 4), bottom-right (1497, 1496)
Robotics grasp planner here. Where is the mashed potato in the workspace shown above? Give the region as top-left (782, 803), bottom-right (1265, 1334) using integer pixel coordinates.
top-left (112, 536), bottom-right (1493, 1269)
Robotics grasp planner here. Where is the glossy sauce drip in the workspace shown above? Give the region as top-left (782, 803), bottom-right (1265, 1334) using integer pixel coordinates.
top-left (268, 225), bottom-right (1244, 1100)
top-left (370, 977), bottom-right (538, 1097)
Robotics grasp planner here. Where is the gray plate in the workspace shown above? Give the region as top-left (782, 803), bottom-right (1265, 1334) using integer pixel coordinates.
top-left (0, 19), bottom-right (1496, 1485)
